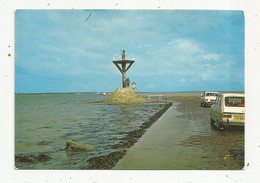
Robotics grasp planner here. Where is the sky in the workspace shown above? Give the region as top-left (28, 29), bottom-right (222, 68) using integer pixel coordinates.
top-left (15, 10), bottom-right (244, 93)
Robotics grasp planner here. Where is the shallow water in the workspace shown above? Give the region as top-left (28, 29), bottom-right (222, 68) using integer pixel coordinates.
top-left (15, 93), bottom-right (166, 169)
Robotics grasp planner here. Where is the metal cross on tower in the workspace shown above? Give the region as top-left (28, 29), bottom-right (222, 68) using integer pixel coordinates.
top-left (113, 50), bottom-right (135, 88)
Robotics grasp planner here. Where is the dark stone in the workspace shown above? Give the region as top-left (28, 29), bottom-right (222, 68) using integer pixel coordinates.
top-left (85, 150), bottom-right (126, 169)
top-left (15, 154), bottom-right (52, 164)
top-left (37, 154), bottom-right (52, 162)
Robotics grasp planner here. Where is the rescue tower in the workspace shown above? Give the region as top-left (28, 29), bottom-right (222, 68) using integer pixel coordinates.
top-left (113, 50), bottom-right (135, 88)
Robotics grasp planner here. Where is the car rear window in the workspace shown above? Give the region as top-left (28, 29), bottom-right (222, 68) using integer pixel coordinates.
top-left (206, 93), bottom-right (218, 96)
top-left (225, 97), bottom-right (245, 107)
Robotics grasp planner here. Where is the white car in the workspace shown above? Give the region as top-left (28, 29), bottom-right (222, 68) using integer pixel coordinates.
top-left (200, 91), bottom-right (218, 107)
top-left (210, 93), bottom-right (245, 130)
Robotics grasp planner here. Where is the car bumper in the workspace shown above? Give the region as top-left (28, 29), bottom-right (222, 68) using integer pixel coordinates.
top-left (219, 119), bottom-right (245, 127)
top-left (204, 101), bottom-right (215, 106)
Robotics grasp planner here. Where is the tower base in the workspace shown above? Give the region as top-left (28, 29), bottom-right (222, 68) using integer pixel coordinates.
top-left (104, 88), bottom-right (145, 104)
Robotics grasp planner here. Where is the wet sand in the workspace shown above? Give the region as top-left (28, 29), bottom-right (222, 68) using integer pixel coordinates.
top-left (114, 99), bottom-right (244, 170)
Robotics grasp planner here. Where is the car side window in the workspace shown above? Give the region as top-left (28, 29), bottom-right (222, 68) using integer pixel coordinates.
top-left (218, 95), bottom-right (222, 106)
top-left (215, 95), bottom-right (221, 106)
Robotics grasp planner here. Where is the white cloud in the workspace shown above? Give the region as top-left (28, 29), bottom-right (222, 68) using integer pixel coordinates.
top-left (137, 44), bottom-right (152, 49)
top-left (196, 53), bottom-right (222, 61)
top-left (198, 71), bottom-right (214, 81)
top-left (148, 83), bottom-right (155, 89)
top-left (167, 38), bottom-right (203, 55)
top-left (180, 77), bottom-right (187, 83)
top-left (134, 37), bottom-right (231, 86)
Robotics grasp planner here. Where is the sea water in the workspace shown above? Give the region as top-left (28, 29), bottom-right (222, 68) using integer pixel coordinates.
top-left (15, 93), bottom-right (165, 169)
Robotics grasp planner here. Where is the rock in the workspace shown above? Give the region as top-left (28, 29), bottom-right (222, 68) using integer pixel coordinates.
top-left (37, 154), bottom-right (52, 162)
top-left (86, 150), bottom-right (126, 169)
top-left (15, 154), bottom-right (52, 163)
top-left (104, 88), bottom-right (145, 104)
top-left (65, 140), bottom-right (93, 152)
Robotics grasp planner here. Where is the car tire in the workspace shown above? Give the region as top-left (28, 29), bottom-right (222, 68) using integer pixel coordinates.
top-left (210, 118), bottom-right (214, 126)
top-left (215, 120), bottom-right (223, 130)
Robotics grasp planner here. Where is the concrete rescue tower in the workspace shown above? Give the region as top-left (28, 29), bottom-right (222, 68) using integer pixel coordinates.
top-left (113, 50), bottom-right (135, 88)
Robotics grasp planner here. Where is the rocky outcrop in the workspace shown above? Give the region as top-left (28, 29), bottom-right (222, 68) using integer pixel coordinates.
top-left (86, 150), bottom-right (127, 169)
top-left (15, 154), bottom-right (52, 163)
top-left (65, 140), bottom-right (93, 152)
top-left (104, 88), bottom-right (145, 104)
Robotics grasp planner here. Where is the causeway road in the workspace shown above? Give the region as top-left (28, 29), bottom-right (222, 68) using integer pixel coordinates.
top-left (113, 99), bottom-right (244, 170)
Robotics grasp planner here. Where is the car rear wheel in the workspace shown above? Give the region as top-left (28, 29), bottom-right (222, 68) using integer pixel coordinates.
top-left (215, 120), bottom-right (224, 130)
top-left (210, 118), bottom-right (214, 126)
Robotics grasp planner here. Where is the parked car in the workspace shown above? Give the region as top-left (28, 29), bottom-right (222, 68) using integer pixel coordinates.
top-left (210, 93), bottom-right (245, 130)
top-left (200, 91), bottom-right (218, 107)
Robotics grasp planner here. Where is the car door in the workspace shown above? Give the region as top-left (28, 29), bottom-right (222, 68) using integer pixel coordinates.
top-left (216, 95), bottom-right (223, 121)
top-left (210, 94), bottom-right (221, 121)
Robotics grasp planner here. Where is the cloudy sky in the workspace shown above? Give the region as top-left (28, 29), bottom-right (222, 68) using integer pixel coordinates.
top-left (15, 10), bottom-right (244, 93)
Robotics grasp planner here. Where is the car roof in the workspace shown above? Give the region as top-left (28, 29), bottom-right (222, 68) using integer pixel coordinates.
top-left (204, 91), bottom-right (218, 93)
top-left (219, 93), bottom-right (245, 97)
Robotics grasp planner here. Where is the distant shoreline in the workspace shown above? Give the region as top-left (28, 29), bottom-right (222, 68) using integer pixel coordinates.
top-left (15, 91), bottom-right (244, 95)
